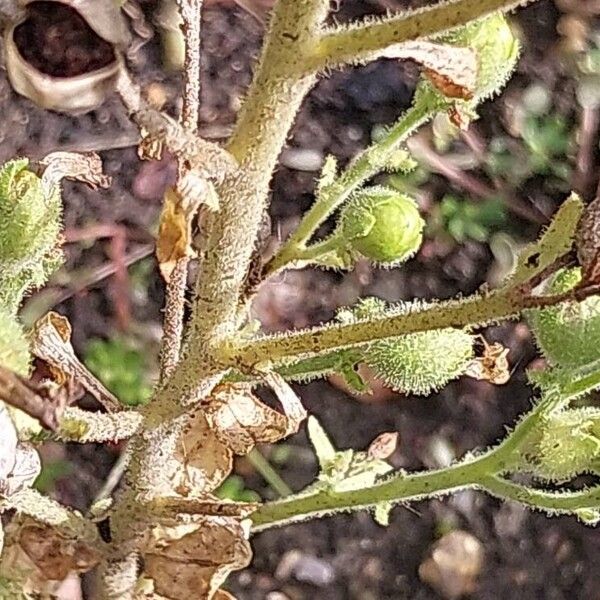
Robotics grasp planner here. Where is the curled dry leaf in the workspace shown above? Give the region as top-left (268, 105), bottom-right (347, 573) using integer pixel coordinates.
top-left (143, 516), bottom-right (252, 600)
top-left (465, 340), bottom-right (510, 385)
top-left (205, 385), bottom-right (296, 455)
top-left (381, 42), bottom-right (476, 100)
top-left (259, 371), bottom-right (307, 436)
top-left (156, 186), bottom-right (202, 282)
top-left (40, 151), bottom-right (112, 190)
top-left (175, 379), bottom-right (305, 494)
top-left (30, 312), bottom-right (122, 412)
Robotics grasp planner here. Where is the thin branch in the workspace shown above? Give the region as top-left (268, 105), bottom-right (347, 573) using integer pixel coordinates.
top-left (247, 448), bottom-right (293, 497)
top-left (305, 0), bottom-right (536, 72)
top-left (408, 134), bottom-right (547, 224)
top-left (482, 475), bottom-right (600, 513)
top-left (250, 383), bottom-right (580, 532)
top-left (159, 257), bottom-right (189, 382)
top-left (176, 0), bottom-right (203, 132)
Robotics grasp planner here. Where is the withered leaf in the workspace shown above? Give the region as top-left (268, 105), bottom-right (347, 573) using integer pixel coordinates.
top-left (156, 186), bottom-right (193, 282)
top-left (144, 515), bottom-right (252, 600)
top-left (0, 404), bottom-right (40, 498)
top-left (40, 151), bottom-right (111, 191)
top-left (174, 408), bottom-right (233, 495)
top-left (465, 341), bottom-right (510, 385)
top-left (18, 520), bottom-right (100, 581)
top-left (205, 385), bottom-right (292, 455)
top-left (30, 312), bottom-right (121, 412)
top-left (381, 42), bottom-right (477, 100)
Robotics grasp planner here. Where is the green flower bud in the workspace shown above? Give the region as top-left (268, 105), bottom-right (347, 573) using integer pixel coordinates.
top-left (338, 298), bottom-right (474, 395)
top-left (527, 408), bottom-right (600, 483)
top-left (339, 187), bottom-right (425, 266)
top-left (0, 306), bottom-right (30, 376)
top-left (527, 268), bottom-right (600, 368)
top-left (0, 159), bottom-right (63, 313)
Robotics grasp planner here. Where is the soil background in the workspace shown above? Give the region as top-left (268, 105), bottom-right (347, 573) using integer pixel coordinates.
top-left (1, 1), bottom-right (600, 598)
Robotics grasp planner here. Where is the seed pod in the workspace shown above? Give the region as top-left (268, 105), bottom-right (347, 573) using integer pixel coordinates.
top-left (526, 268), bottom-right (600, 368)
top-left (337, 298), bottom-right (475, 396)
top-left (3, 0), bottom-right (130, 113)
top-left (339, 186), bottom-right (425, 266)
top-left (0, 306), bottom-right (30, 376)
top-left (527, 408), bottom-right (600, 482)
top-left (576, 193), bottom-right (600, 283)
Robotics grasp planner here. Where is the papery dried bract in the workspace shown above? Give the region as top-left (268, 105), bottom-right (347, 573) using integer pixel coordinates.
top-left (143, 516), bottom-right (251, 600)
top-left (0, 516), bottom-right (99, 595)
top-left (30, 312), bottom-right (121, 412)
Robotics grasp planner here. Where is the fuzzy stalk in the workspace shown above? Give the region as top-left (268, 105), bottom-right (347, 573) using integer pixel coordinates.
top-left (221, 284), bottom-right (600, 369)
top-left (305, 0), bottom-right (535, 71)
top-left (250, 380), bottom-right (576, 531)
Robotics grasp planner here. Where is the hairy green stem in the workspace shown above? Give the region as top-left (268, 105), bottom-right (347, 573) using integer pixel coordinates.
top-left (250, 373), bottom-right (590, 531)
top-left (247, 448), bottom-right (293, 497)
top-left (222, 287), bottom-right (592, 369)
top-left (481, 475), bottom-right (600, 513)
top-left (306, 0), bottom-right (535, 71)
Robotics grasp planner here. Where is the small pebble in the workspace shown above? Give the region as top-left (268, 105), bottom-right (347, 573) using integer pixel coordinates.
top-left (419, 530), bottom-right (484, 599)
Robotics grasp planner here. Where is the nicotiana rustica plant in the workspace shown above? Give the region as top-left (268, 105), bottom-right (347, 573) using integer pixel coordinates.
top-left (2, 0), bottom-right (600, 598)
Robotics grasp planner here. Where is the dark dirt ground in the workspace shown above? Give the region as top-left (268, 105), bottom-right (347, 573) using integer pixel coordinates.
top-left (2, 0), bottom-right (600, 598)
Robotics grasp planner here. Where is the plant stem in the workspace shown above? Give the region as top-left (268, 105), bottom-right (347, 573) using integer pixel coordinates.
top-left (266, 96), bottom-right (442, 274)
top-left (183, 0), bottom-right (329, 354)
top-left (252, 352), bottom-right (600, 532)
top-left (222, 284), bottom-right (600, 369)
top-left (251, 454), bottom-right (490, 531)
top-left (481, 475), bottom-right (600, 513)
top-left (159, 257), bottom-right (189, 382)
top-left (176, 0), bottom-right (203, 131)
top-left (306, 0), bottom-right (535, 71)
top-left (247, 448), bottom-right (293, 497)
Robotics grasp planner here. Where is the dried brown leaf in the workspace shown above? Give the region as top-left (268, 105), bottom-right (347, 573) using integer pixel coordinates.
top-left (0, 517), bottom-right (99, 593)
top-left (18, 520), bottom-right (100, 580)
top-left (381, 42), bottom-right (477, 100)
top-left (40, 151), bottom-right (111, 190)
top-left (205, 386), bottom-right (291, 455)
top-left (144, 516), bottom-right (251, 600)
top-left (156, 186), bottom-right (200, 282)
top-left (30, 312), bottom-right (121, 412)
top-left (465, 341), bottom-right (510, 385)
top-left (174, 409), bottom-right (233, 495)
